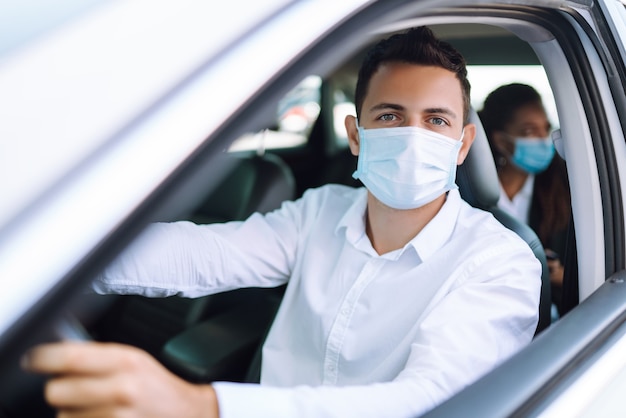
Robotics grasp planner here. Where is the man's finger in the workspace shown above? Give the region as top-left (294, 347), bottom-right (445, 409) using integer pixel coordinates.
top-left (53, 405), bottom-right (127, 418)
top-left (45, 374), bottom-right (136, 409)
top-left (22, 342), bottom-right (146, 375)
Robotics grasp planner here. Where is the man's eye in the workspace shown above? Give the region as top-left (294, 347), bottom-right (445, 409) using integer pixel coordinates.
top-left (430, 117), bottom-right (447, 126)
top-left (379, 114), bottom-right (396, 121)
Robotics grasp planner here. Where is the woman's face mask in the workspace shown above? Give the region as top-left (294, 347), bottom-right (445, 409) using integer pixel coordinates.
top-left (352, 125), bottom-right (463, 210)
top-left (508, 136), bottom-right (555, 174)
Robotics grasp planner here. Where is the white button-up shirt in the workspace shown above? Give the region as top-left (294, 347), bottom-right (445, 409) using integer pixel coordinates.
top-left (95, 185), bottom-right (541, 418)
top-left (498, 175), bottom-right (535, 224)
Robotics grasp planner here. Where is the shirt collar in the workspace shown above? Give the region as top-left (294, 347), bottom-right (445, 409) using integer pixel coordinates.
top-left (499, 174), bottom-right (535, 204)
top-left (336, 188), bottom-right (462, 261)
top-left (336, 187), bottom-right (368, 245)
top-left (408, 189), bottom-right (461, 261)
top-left (497, 175), bottom-right (534, 224)
top-left (520, 174), bottom-right (535, 198)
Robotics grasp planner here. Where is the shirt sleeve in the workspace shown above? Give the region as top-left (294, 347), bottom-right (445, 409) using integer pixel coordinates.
top-left (212, 236), bottom-right (541, 418)
top-left (92, 198), bottom-right (304, 298)
top-left (213, 380), bottom-right (444, 418)
top-left (397, 236), bottom-right (541, 400)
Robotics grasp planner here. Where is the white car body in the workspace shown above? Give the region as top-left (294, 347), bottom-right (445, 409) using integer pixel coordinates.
top-left (2, 1), bottom-right (626, 416)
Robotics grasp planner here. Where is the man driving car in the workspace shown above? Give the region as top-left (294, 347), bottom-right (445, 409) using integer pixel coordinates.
top-left (23, 26), bottom-right (541, 418)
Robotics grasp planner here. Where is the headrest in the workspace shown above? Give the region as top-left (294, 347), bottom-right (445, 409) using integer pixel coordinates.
top-left (193, 153), bottom-right (295, 224)
top-left (456, 109), bottom-right (501, 210)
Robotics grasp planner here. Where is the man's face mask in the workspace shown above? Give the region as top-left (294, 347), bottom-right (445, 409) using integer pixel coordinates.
top-left (509, 136), bottom-right (555, 174)
top-left (352, 125), bottom-right (463, 210)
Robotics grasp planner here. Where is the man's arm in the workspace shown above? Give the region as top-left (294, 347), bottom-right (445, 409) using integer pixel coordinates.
top-left (93, 208), bottom-right (301, 298)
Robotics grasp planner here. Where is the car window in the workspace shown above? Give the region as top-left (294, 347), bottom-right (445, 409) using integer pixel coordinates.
top-left (469, 64), bottom-right (558, 128)
top-left (228, 75), bottom-right (323, 152)
top-left (228, 73), bottom-right (360, 152)
top-left (250, 65), bottom-right (559, 153)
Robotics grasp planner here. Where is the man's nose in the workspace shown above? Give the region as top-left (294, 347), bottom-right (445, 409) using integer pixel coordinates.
top-left (404, 116), bottom-right (421, 128)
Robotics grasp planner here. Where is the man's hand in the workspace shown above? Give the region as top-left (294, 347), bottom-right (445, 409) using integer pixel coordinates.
top-left (22, 341), bottom-right (219, 418)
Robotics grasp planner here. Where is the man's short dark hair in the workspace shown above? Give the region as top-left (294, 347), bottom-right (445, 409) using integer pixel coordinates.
top-left (354, 26), bottom-right (471, 124)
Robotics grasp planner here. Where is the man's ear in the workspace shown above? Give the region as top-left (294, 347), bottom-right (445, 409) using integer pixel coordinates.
top-left (457, 123), bottom-right (476, 165)
top-left (345, 115), bottom-right (360, 156)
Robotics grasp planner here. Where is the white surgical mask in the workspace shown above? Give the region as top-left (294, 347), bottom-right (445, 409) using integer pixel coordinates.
top-left (352, 125), bottom-right (463, 209)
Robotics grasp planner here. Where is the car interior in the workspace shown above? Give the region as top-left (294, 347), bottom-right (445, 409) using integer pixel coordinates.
top-left (4, 3), bottom-right (625, 416)
top-left (79, 23), bottom-right (560, 385)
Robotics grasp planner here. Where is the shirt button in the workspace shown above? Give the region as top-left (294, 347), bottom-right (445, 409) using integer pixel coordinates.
top-left (341, 308), bottom-right (349, 316)
top-left (327, 365), bottom-right (335, 371)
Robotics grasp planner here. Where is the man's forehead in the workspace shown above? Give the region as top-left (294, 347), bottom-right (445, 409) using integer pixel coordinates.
top-left (363, 63), bottom-right (464, 113)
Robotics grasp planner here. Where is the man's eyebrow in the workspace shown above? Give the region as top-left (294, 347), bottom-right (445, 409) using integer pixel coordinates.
top-left (424, 107), bottom-right (458, 119)
top-left (367, 103), bottom-right (459, 119)
top-left (367, 103), bottom-right (405, 113)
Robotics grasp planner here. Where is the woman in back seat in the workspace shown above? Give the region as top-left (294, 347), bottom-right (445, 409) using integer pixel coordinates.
top-left (479, 83), bottom-right (570, 317)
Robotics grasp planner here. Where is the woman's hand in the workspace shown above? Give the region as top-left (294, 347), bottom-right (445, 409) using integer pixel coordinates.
top-left (545, 248), bottom-right (564, 287)
top-left (22, 341), bottom-right (219, 418)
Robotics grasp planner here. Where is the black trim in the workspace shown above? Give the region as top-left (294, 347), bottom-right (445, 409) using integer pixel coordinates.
top-left (555, 5), bottom-right (625, 276)
top-left (593, 0), bottom-right (626, 272)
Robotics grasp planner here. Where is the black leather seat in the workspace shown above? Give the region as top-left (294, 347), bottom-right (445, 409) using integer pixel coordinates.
top-left (457, 110), bottom-right (551, 335)
top-left (190, 152), bottom-right (297, 224)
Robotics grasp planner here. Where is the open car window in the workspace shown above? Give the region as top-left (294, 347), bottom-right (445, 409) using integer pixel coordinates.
top-left (2, 1), bottom-right (626, 417)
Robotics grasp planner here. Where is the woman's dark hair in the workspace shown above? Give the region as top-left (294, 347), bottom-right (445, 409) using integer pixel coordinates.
top-left (354, 26), bottom-right (471, 124)
top-left (479, 83), bottom-right (570, 247)
top-left (535, 157), bottom-right (570, 248)
top-left (479, 83), bottom-right (542, 145)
